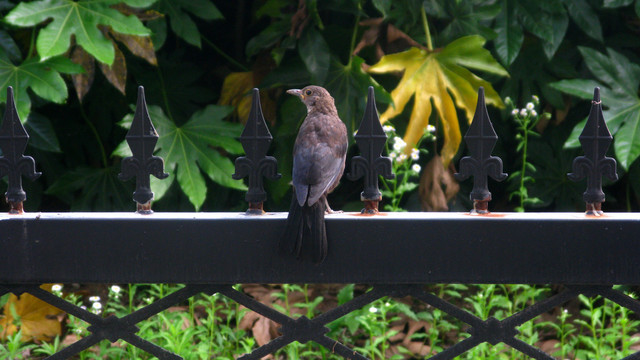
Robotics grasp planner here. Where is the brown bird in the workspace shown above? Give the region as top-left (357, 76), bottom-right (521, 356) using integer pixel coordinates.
top-left (281, 85), bottom-right (348, 263)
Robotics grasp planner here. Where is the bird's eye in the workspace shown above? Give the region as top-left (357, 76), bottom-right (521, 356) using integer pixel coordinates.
top-left (305, 90), bottom-right (312, 96)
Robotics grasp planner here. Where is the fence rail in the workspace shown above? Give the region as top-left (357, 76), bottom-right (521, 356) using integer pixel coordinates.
top-left (1, 84), bottom-right (638, 360)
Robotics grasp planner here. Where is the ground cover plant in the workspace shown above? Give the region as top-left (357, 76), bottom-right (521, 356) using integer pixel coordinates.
top-left (2, 284), bottom-right (640, 359)
top-left (2, 0), bottom-right (640, 358)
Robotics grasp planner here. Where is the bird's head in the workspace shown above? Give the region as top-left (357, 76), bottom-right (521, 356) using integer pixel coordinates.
top-left (287, 86), bottom-right (336, 114)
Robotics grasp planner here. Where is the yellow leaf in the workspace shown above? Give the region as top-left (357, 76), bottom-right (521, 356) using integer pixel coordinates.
top-left (219, 72), bottom-right (254, 122)
top-left (369, 35), bottom-right (507, 166)
top-left (0, 284), bottom-right (64, 342)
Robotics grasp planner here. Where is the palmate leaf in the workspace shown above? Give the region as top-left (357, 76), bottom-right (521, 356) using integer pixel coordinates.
top-left (551, 47), bottom-right (640, 170)
top-left (0, 285), bottom-right (63, 342)
top-left (115, 104), bottom-right (246, 210)
top-left (153, 0), bottom-right (223, 48)
top-left (5, 0), bottom-right (153, 65)
top-left (368, 35), bottom-right (507, 166)
top-left (0, 51), bottom-right (83, 120)
top-left (325, 55), bottom-right (391, 137)
top-left (46, 166), bottom-right (132, 211)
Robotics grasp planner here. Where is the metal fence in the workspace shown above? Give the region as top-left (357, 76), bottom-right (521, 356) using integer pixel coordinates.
top-left (1, 84), bottom-right (639, 360)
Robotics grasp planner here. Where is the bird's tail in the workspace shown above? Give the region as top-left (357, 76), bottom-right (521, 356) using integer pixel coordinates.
top-left (281, 194), bottom-right (327, 263)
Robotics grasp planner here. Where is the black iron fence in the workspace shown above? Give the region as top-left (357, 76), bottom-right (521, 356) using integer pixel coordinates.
top-left (1, 84), bottom-right (639, 360)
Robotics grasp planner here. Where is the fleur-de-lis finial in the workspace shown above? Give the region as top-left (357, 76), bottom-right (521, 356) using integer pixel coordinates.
top-left (232, 88), bottom-right (281, 214)
top-left (454, 87), bottom-right (507, 214)
top-left (568, 87), bottom-right (617, 216)
top-left (347, 86), bottom-right (395, 214)
top-left (0, 87), bottom-right (41, 214)
top-left (118, 86), bottom-right (168, 214)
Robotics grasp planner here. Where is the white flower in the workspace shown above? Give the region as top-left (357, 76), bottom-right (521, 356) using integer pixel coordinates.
top-left (89, 296), bottom-right (100, 302)
top-left (382, 125), bottom-right (395, 133)
top-left (530, 110), bottom-right (537, 117)
top-left (412, 164), bottom-right (421, 173)
top-left (520, 109), bottom-right (527, 117)
top-left (411, 148), bottom-right (419, 160)
top-left (92, 302), bottom-right (102, 310)
top-left (397, 153), bottom-right (407, 163)
top-left (392, 137), bottom-right (406, 151)
top-left (504, 96), bottom-right (511, 103)
top-left (110, 285), bottom-right (121, 294)
top-left (81, 305), bottom-right (87, 310)
top-left (369, 306), bottom-right (378, 313)
top-left (52, 284), bottom-right (63, 292)
top-left (426, 125), bottom-right (436, 133)
top-left (511, 109), bottom-right (519, 116)
top-left (389, 152), bottom-right (397, 158)
top-left (526, 102), bottom-right (534, 110)
top-left (532, 95), bottom-right (539, 103)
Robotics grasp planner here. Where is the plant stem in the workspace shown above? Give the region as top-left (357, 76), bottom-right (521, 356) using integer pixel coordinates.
top-left (347, 1), bottom-right (362, 68)
top-left (519, 121), bottom-right (528, 211)
top-left (420, 7), bottom-right (433, 51)
top-left (156, 66), bottom-right (175, 123)
top-left (201, 36), bottom-right (249, 71)
top-left (27, 28), bottom-right (36, 60)
top-left (79, 104), bottom-right (108, 168)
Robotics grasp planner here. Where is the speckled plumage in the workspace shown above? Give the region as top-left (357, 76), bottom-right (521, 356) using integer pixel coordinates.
top-left (280, 86), bottom-right (348, 263)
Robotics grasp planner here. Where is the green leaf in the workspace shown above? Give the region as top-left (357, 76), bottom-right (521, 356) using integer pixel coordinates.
top-left (542, 11), bottom-right (568, 59)
top-left (325, 55), bottom-right (391, 138)
top-left (0, 54), bottom-right (83, 120)
top-left (552, 47), bottom-right (640, 169)
top-left (154, 0), bottom-right (223, 48)
top-left (124, 0), bottom-right (157, 7)
top-left (5, 0), bottom-right (151, 65)
top-left (117, 104), bottom-right (246, 210)
top-left (25, 112), bottom-right (61, 153)
top-left (565, 0), bottom-right (603, 42)
top-left (46, 166), bottom-right (132, 211)
top-left (603, 0), bottom-right (634, 7)
top-left (298, 27), bottom-right (330, 85)
top-left (516, 2), bottom-right (553, 43)
top-left (494, 0), bottom-right (523, 66)
top-left (0, 30), bottom-right (21, 63)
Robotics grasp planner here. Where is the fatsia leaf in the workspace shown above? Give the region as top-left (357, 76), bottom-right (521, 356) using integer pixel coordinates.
top-left (368, 35), bottom-right (507, 166)
top-left (0, 52), bottom-right (84, 120)
top-left (0, 285), bottom-right (63, 342)
top-left (5, 0), bottom-right (152, 65)
top-left (551, 47), bottom-right (640, 169)
top-left (154, 0), bottom-right (223, 48)
top-left (325, 55), bottom-right (391, 137)
top-left (564, 0), bottom-right (603, 42)
top-left (116, 104), bottom-right (246, 210)
top-left (25, 112), bottom-right (62, 153)
top-left (46, 166), bottom-right (132, 210)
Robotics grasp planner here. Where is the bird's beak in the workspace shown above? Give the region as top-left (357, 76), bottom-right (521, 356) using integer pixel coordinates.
top-left (287, 89), bottom-right (304, 100)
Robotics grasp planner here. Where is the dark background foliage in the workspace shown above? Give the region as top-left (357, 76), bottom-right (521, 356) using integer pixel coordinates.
top-left (0, 0), bottom-right (639, 213)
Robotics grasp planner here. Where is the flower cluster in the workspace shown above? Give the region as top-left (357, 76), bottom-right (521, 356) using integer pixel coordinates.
top-left (505, 95), bottom-right (544, 120)
top-left (380, 123), bottom-right (435, 211)
top-left (89, 295), bottom-right (102, 314)
top-left (383, 125), bottom-right (426, 174)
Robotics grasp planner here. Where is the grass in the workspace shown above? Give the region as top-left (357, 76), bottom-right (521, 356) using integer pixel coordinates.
top-left (1, 284), bottom-right (639, 359)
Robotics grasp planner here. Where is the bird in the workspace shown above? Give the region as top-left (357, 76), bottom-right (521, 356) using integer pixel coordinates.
top-left (280, 85), bottom-right (348, 263)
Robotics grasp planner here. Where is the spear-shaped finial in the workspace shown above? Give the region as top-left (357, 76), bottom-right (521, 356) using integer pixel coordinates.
top-left (454, 87), bottom-right (507, 214)
top-left (347, 86), bottom-right (395, 214)
top-left (118, 86), bottom-right (169, 214)
top-left (0, 87), bottom-right (41, 214)
top-left (568, 87), bottom-right (618, 215)
top-left (232, 88), bottom-right (281, 214)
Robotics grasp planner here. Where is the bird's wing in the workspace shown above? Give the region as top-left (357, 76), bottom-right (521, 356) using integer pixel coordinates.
top-left (292, 142), bottom-right (345, 206)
